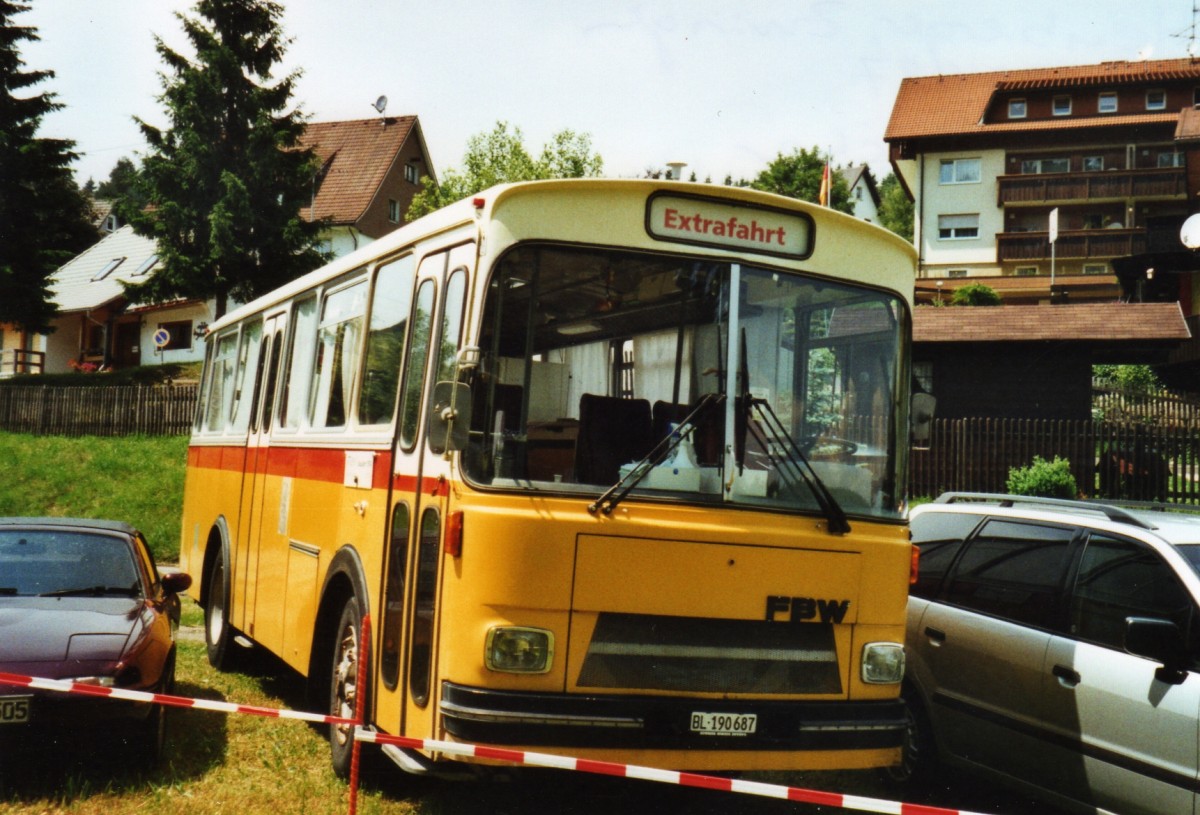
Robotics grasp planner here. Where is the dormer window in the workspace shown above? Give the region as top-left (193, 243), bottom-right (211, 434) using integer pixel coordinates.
top-left (1008, 98), bottom-right (1027, 119)
top-left (1053, 95), bottom-right (1072, 116)
top-left (1098, 91), bottom-right (1118, 113)
top-left (91, 257), bottom-right (126, 282)
top-left (1146, 89), bottom-right (1167, 110)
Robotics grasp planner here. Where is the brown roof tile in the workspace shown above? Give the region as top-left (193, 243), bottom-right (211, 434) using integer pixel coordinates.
top-left (299, 116), bottom-right (417, 225)
top-left (885, 58), bottom-right (1200, 142)
top-left (913, 303), bottom-right (1191, 343)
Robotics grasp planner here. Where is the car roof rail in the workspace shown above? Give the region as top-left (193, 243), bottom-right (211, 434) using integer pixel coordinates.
top-left (933, 492), bottom-right (1155, 530)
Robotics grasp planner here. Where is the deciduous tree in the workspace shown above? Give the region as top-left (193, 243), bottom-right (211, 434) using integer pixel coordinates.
top-left (124, 0), bottom-right (325, 318)
top-left (407, 122), bottom-right (604, 220)
top-left (877, 173), bottom-right (914, 243)
top-left (0, 0), bottom-right (97, 334)
top-left (750, 147), bottom-right (853, 214)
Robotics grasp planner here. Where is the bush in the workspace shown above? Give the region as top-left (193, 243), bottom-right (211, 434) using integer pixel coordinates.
top-left (1006, 455), bottom-right (1078, 499)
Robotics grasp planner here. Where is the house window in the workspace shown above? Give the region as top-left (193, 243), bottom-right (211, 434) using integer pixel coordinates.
top-left (1146, 89), bottom-right (1167, 111)
top-left (388, 198), bottom-right (400, 223)
top-left (938, 214), bottom-right (980, 240)
top-left (132, 255), bottom-right (158, 277)
top-left (1053, 95), bottom-right (1072, 116)
top-left (1008, 98), bottom-right (1027, 119)
top-left (91, 257), bottom-right (126, 282)
top-left (939, 158), bottom-right (981, 184)
top-left (1083, 156), bottom-right (1104, 172)
top-left (947, 269), bottom-right (969, 278)
top-left (1014, 266), bottom-right (1039, 277)
top-left (1021, 157), bottom-right (1070, 174)
top-left (156, 320), bottom-right (193, 351)
top-left (1158, 151), bottom-right (1184, 168)
top-left (1098, 91), bottom-right (1118, 113)
top-left (1083, 263), bottom-right (1109, 275)
top-left (913, 361), bottom-right (933, 394)
top-left (404, 163), bottom-right (419, 184)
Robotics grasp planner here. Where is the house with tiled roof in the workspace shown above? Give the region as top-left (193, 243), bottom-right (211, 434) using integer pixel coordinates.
top-left (838, 164), bottom-right (880, 223)
top-left (299, 115), bottom-right (434, 256)
top-left (886, 56), bottom-right (1200, 387)
top-left (2, 114), bottom-right (436, 375)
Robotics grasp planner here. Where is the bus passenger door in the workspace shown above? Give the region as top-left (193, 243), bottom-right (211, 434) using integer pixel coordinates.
top-left (238, 311), bottom-right (287, 650)
top-left (377, 243), bottom-right (471, 743)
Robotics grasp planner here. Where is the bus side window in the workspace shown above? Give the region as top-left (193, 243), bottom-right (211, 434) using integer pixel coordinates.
top-left (399, 279), bottom-right (436, 449)
top-left (257, 331), bottom-right (285, 432)
top-left (229, 318), bottom-right (263, 434)
top-left (309, 280), bottom-right (367, 430)
top-left (202, 330), bottom-right (239, 433)
top-left (427, 269), bottom-right (466, 454)
top-left (409, 507), bottom-right (439, 707)
top-left (358, 255), bottom-right (415, 426)
top-left (279, 296), bottom-right (319, 429)
top-left (381, 502), bottom-right (410, 689)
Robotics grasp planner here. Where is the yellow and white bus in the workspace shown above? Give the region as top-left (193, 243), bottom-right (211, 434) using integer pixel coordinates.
top-left (179, 179), bottom-right (919, 776)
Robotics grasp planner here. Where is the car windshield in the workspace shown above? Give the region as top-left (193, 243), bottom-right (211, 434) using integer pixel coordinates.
top-left (0, 529), bottom-right (141, 598)
top-left (460, 243), bottom-right (909, 520)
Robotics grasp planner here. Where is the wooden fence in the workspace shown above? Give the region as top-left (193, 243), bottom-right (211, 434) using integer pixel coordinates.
top-left (1092, 384), bottom-right (1200, 428)
top-left (0, 384), bottom-right (198, 437)
top-left (912, 418), bottom-right (1200, 504)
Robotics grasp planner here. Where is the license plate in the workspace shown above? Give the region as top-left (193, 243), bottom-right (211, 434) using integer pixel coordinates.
top-left (0, 696), bottom-right (31, 724)
top-left (690, 711), bottom-right (756, 736)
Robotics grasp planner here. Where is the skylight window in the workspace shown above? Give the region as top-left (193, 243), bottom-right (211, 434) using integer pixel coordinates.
top-left (132, 255), bottom-right (159, 276)
top-left (91, 257), bottom-right (126, 282)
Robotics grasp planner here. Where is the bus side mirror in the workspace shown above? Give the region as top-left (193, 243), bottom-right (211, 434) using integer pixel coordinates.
top-left (428, 381), bottom-right (472, 454)
top-left (911, 393), bottom-right (936, 450)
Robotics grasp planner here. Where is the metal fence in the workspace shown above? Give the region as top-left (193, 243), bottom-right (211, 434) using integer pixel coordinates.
top-left (0, 384), bottom-right (198, 437)
top-left (912, 417), bottom-right (1200, 504)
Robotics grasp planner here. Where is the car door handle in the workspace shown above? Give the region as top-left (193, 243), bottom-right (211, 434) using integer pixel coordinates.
top-left (1052, 664), bottom-right (1081, 687)
top-left (924, 626), bottom-right (946, 644)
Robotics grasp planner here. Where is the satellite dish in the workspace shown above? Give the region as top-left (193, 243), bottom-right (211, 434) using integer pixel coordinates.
top-left (1181, 213), bottom-right (1200, 249)
top-left (372, 95), bottom-right (387, 115)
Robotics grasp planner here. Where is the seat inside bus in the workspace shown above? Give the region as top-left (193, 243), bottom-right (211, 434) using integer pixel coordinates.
top-left (573, 394), bottom-right (653, 484)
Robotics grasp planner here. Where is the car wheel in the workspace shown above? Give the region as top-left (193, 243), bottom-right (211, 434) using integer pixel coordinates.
top-left (329, 595), bottom-right (367, 778)
top-left (204, 549), bottom-right (241, 671)
top-left (884, 690), bottom-right (936, 787)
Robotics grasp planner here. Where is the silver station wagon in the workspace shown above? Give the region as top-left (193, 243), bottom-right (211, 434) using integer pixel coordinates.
top-left (900, 493), bottom-right (1200, 815)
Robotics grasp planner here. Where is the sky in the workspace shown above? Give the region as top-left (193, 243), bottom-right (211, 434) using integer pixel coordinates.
top-left (17, 0), bottom-right (1200, 187)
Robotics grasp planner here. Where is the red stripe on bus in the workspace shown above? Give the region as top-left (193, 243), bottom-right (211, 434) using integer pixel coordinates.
top-left (187, 444), bottom-right (436, 493)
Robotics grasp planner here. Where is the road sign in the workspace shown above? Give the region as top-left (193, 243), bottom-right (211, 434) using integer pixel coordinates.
top-left (153, 328), bottom-right (171, 348)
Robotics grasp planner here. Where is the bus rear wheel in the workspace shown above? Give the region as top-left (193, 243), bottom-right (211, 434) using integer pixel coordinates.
top-left (329, 595), bottom-right (365, 778)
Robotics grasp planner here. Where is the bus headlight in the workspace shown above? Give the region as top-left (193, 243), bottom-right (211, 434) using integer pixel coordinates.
top-left (485, 627), bottom-right (554, 674)
top-left (861, 642), bottom-right (905, 684)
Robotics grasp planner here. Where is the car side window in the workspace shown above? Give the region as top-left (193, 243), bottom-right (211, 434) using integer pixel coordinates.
top-left (942, 519), bottom-right (1075, 628)
top-left (1070, 533), bottom-right (1193, 650)
top-left (910, 511), bottom-right (981, 599)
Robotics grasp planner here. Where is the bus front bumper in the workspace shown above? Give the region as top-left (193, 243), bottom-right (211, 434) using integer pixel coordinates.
top-left (439, 682), bottom-right (905, 752)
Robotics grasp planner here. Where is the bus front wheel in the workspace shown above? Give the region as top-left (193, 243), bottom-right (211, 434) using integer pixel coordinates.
top-left (329, 595), bottom-right (365, 778)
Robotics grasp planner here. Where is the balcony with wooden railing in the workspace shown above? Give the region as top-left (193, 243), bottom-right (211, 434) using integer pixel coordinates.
top-left (0, 349), bottom-right (45, 378)
top-left (996, 228), bottom-right (1147, 262)
top-left (998, 167), bottom-right (1186, 205)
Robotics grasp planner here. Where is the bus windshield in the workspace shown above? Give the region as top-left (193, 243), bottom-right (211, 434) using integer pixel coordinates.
top-left (463, 243), bottom-right (909, 520)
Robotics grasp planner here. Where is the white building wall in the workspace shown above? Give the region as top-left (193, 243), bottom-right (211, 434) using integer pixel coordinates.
top-left (141, 301), bottom-right (215, 366)
top-left (916, 149), bottom-right (1006, 277)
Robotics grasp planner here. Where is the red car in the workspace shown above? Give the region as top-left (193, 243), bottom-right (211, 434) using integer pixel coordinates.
top-left (0, 517), bottom-right (191, 762)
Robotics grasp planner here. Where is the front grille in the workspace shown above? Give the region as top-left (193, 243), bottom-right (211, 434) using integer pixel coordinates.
top-left (577, 612), bottom-right (842, 694)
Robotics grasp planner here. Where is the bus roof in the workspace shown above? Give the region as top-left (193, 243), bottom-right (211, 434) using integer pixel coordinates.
top-left (207, 179), bottom-right (916, 335)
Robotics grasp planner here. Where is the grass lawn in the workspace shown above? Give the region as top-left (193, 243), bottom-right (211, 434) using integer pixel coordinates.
top-left (0, 432), bottom-right (188, 562)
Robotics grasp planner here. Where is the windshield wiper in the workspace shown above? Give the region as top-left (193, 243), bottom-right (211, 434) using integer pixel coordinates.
top-left (40, 585), bottom-right (138, 598)
top-left (744, 398), bottom-right (852, 535)
top-left (588, 394), bottom-right (723, 515)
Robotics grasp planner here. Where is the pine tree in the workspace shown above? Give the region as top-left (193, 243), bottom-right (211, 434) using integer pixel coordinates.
top-left (0, 1), bottom-right (98, 334)
top-left (125, 0), bottom-right (325, 318)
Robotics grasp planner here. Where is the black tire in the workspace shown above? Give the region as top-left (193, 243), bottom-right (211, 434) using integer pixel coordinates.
top-left (884, 690), bottom-right (936, 787)
top-left (204, 548), bottom-right (240, 671)
top-left (328, 595), bottom-right (366, 778)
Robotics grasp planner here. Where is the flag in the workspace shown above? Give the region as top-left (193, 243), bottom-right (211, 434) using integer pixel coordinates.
top-left (818, 162), bottom-right (831, 207)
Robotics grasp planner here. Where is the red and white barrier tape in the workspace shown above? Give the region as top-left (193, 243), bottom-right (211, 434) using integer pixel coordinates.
top-left (0, 670), bottom-right (357, 727)
top-left (0, 668), bottom-right (992, 815)
top-left (355, 731), bottom-right (992, 815)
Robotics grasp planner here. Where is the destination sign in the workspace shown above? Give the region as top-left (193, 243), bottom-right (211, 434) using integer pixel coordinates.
top-left (646, 192), bottom-right (813, 259)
